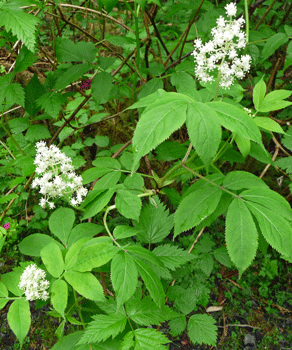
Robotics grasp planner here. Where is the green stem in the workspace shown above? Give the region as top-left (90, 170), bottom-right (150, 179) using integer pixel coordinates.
top-left (244, 0), bottom-right (249, 44)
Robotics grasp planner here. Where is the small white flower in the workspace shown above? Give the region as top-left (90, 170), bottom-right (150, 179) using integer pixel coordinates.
top-left (192, 2), bottom-right (251, 89)
top-left (19, 264), bottom-right (50, 301)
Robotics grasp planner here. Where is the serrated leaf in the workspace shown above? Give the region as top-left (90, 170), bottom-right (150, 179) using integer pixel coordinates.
top-left (24, 74), bottom-right (48, 117)
top-left (113, 225), bottom-right (140, 240)
top-left (25, 124), bottom-right (51, 142)
top-left (139, 78), bottom-right (163, 100)
top-left (7, 298), bottom-right (31, 348)
top-left (208, 102), bottom-right (262, 145)
top-left (77, 314), bottom-right (127, 344)
top-left (131, 92), bottom-right (189, 172)
top-left (64, 270), bottom-right (105, 301)
top-left (126, 245), bottom-right (162, 266)
top-left (55, 37), bottom-right (96, 63)
top-left (54, 63), bottom-right (92, 91)
top-left (259, 89), bottom-right (292, 112)
top-left (274, 156), bottom-right (292, 174)
top-left (174, 285), bottom-right (202, 315)
top-left (240, 188), bottom-right (292, 221)
top-left (132, 257), bottom-right (165, 307)
top-left (152, 244), bottom-right (194, 270)
top-left (111, 251), bottom-right (138, 308)
top-left (169, 315), bottom-right (187, 337)
top-left (254, 117), bottom-right (284, 133)
top-left (5, 83), bottom-right (25, 107)
top-left (225, 198), bottom-right (258, 275)
top-left (186, 102), bottom-right (221, 168)
top-left (174, 184), bottom-right (222, 238)
top-left (92, 171), bottom-right (121, 192)
top-left (253, 79), bottom-right (266, 111)
top-left (91, 72), bottom-right (113, 105)
top-left (133, 196), bottom-right (173, 243)
top-left (115, 189), bottom-right (142, 221)
top-left (234, 133), bottom-right (250, 159)
top-left (0, 1), bottom-right (40, 51)
top-left (41, 242), bottom-right (64, 278)
top-left (123, 328), bottom-right (169, 350)
top-left (213, 246), bottom-right (233, 268)
top-left (188, 314), bottom-right (217, 346)
top-left (245, 201), bottom-right (292, 257)
top-left (82, 188), bottom-right (116, 221)
top-left (14, 45), bottom-right (37, 73)
top-left (223, 171), bottom-right (269, 190)
top-left (36, 92), bottom-right (66, 118)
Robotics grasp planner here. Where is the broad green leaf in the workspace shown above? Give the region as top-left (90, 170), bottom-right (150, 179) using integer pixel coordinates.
top-left (188, 314), bottom-right (217, 346)
top-left (14, 45), bottom-right (37, 73)
top-left (0, 1), bottom-right (40, 51)
top-left (128, 89), bottom-right (168, 109)
top-left (41, 242), bottom-right (64, 278)
top-left (54, 63), bottom-right (92, 91)
top-left (208, 102), bottom-right (262, 145)
top-left (225, 198), bottom-right (258, 275)
top-left (7, 299), bottom-right (31, 348)
top-left (0, 281), bottom-right (8, 297)
top-left (171, 71), bottom-right (201, 101)
top-left (174, 184), bottom-right (222, 238)
top-left (259, 89), bottom-right (292, 112)
top-left (0, 298), bottom-right (9, 310)
top-left (91, 72), bottom-right (113, 105)
top-left (49, 207), bottom-right (75, 247)
top-left (93, 171), bottom-right (121, 192)
top-left (65, 238), bottom-right (91, 270)
top-left (240, 188), bottom-right (292, 221)
top-left (253, 79), bottom-right (266, 111)
top-left (18, 234), bottom-right (64, 257)
top-left (139, 78), bottom-right (163, 100)
top-left (174, 285), bottom-right (203, 315)
top-left (126, 245), bottom-right (162, 266)
top-left (4, 83), bottom-right (25, 107)
top-left (132, 257), bottom-right (165, 307)
top-left (82, 188), bottom-right (116, 221)
top-left (169, 315), bottom-right (187, 337)
top-left (64, 270), bottom-right (105, 301)
top-left (123, 173), bottom-right (144, 190)
top-left (77, 314), bottom-right (127, 344)
top-left (133, 196), bottom-right (174, 243)
top-left (152, 244), bottom-right (194, 270)
top-left (51, 331), bottom-right (84, 350)
top-left (246, 201), bottom-right (292, 257)
top-left (234, 133), bottom-right (250, 158)
top-left (223, 171), bottom-right (269, 190)
top-left (82, 167), bottom-right (116, 184)
top-left (8, 116), bottom-right (29, 134)
top-left (131, 92), bottom-right (189, 172)
top-left (115, 189), bottom-right (142, 221)
top-left (25, 124), bottom-right (51, 142)
top-left (213, 246), bottom-right (233, 268)
top-left (2, 270), bottom-right (26, 297)
top-left (55, 37), bottom-right (96, 63)
top-left (186, 102), bottom-right (221, 168)
top-left (73, 242), bottom-right (118, 272)
top-left (67, 223), bottom-right (104, 248)
top-left (113, 225), bottom-right (140, 240)
top-left (249, 141), bottom-right (273, 164)
top-left (129, 328), bottom-right (169, 350)
top-left (262, 33), bottom-right (289, 62)
top-left (51, 280), bottom-right (68, 318)
top-left (111, 251), bottom-right (138, 308)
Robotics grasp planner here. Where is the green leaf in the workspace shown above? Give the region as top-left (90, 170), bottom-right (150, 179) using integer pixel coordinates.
top-left (4, 83), bottom-right (25, 107)
top-left (91, 72), bottom-right (113, 105)
top-left (25, 124), bottom-right (51, 142)
top-left (169, 315), bottom-right (187, 337)
top-left (132, 257), bottom-right (165, 307)
top-left (65, 238), bottom-right (91, 270)
top-left (1, 270), bottom-right (23, 296)
top-left (14, 45), bottom-right (37, 73)
top-left (274, 156), bottom-right (292, 174)
top-left (100, 0), bottom-right (119, 12)
top-left (213, 246), bottom-right (233, 268)
top-left (54, 63), bottom-right (92, 91)
top-left (91, 171), bottom-right (121, 192)
top-left (258, 89), bottom-right (292, 112)
top-left (240, 188), bottom-right (292, 221)
top-left (225, 198), bottom-right (258, 275)
top-left (51, 280), bottom-right (68, 318)
top-left (208, 102), bottom-right (262, 145)
top-left (188, 314), bottom-right (217, 346)
top-left (253, 78), bottom-right (266, 111)
top-left (77, 314), bottom-right (127, 344)
top-left (131, 92), bottom-right (189, 172)
top-left (82, 188), bottom-right (116, 221)
top-left (50, 331), bottom-right (84, 350)
top-left (0, 298), bottom-right (9, 310)
top-left (152, 244), bottom-right (194, 270)
top-left (113, 225), bottom-right (140, 240)
top-left (254, 117), bottom-right (284, 133)
top-left (126, 245), bottom-right (162, 266)
top-left (115, 189), bottom-right (142, 221)
top-left (262, 33), bottom-right (289, 62)
top-left (186, 102), bottom-right (221, 168)
top-left (139, 78), bottom-right (163, 100)
top-left (49, 207), bottom-right (75, 247)
top-left (249, 141), bottom-right (273, 164)
top-left (18, 234), bottom-right (64, 257)
top-left (55, 37), bottom-right (96, 63)
top-left (67, 223), bottom-right (104, 248)
top-left (64, 270), bottom-right (105, 301)
top-left (245, 201), bottom-right (292, 257)
top-left (174, 184), bottom-right (222, 238)
top-left (123, 173), bottom-right (144, 190)
top-left (0, 1), bottom-right (40, 51)
top-left (7, 299), bottom-right (30, 348)
top-left (122, 328), bottom-right (169, 350)
top-left (234, 133), bottom-right (250, 158)
top-left (223, 171), bottom-right (269, 190)
top-left (111, 251), bottom-right (138, 308)
top-left (73, 242), bottom-right (118, 272)
top-left (0, 281), bottom-right (8, 297)
top-left (133, 196), bottom-right (174, 243)
top-left (173, 285), bottom-right (203, 315)
top-left (41, 242), bottom-right (64, 278)
top-left (8, 116), bottom-right (29, 134)
top-left (36, 91), bottom-right (66, 118)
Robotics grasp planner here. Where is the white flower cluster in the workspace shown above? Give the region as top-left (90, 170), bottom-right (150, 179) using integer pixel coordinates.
top-left (192, 2), bottom-right (251, 89)
top-left (19, 264), bottom-right (50, 301)
top-left (31, 141), bottom-right (88, 209)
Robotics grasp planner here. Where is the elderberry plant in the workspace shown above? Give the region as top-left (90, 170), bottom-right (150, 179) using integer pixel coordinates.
top-left (0, 0), bottom-right (292, 349)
